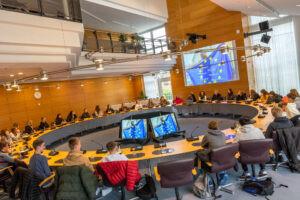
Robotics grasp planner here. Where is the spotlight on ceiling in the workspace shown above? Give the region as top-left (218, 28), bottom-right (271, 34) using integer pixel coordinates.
top-left (259, 21), bottom-right (270, 31)
top-left (263, 47), bottom-right (271, 54)
top-left (257, 52), bottom-right (263, 57)
top-left (35, 85), bottom-right (39, 91)
top-left (94, 59), bottom-right (104, 71)
top-left (16, 85), bottom-right (22, 92)
top-left (244, 21), bottom-right (272, 38)
top-left (6, 84), bottom-right (12, 91)
top-left (175, 68), bottom-right (180, 74)
top-left (182, 40), bottom-right (189, 47)
top-left (261, 34), bottom-right (271, 44)
top-left (186, 33), bottom-right (206, 44)
top-left (163, 50), bottom-right (172, 61)
top-left (40, 71), bottom-right (48, 81)
top-left (12, 80), bottom-right (18, 88)
top-left (253, 45), bottom-right (261, 53)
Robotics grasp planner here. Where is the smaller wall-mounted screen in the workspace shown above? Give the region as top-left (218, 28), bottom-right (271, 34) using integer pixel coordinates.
top-left (121, 119), bottom-right (147, 139)
top-left (182, 40), bottom-right (239, 86)
top-left (150, 113), bottom-right (178, 137)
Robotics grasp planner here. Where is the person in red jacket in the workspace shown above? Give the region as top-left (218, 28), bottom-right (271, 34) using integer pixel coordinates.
top-left (173, 96), bottom-right (183, 105)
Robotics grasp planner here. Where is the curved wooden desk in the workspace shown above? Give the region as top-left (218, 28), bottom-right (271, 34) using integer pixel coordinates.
top-left (13, 102), bottom-right (273, 167)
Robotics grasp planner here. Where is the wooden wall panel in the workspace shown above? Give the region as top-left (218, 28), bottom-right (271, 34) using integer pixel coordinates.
top-left (0, 76), bottom-right (143, 130)
top-left (165, 0), bottom-right (249, 100)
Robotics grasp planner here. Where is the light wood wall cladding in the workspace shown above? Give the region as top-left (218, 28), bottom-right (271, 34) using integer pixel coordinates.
top-left (0, 76), bottom-right (143, 129)
top-left (165, 0), bottom-right (249, 100)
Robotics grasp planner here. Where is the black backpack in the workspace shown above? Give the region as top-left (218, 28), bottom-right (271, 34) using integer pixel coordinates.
top-left (243, 177), bottom-right (274, 196)
top-left (136, 174), bottom-right (157, 200)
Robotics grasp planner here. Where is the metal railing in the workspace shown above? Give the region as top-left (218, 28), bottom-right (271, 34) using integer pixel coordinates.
top-left (0, 0), bottom-right (82, 22)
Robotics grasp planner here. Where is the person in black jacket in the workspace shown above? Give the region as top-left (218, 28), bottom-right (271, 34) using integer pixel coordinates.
top-left (265, 106), bottom-right (293, 138)
top-left (66, 111), bottom-right (77, 122)
top-left (55, 113), bottom-right (64, 125)
top-left (236, 90), bottom-right (247, 101)
top-left (250, 89), bottom-right (260, 101)
top-left (267, 91), bottom-right (282, 104)
top-left (24, 120), bottom-right (35, 134)
top-left (38, 117), bottom-right (49, 130)
top-left (191, 92), bottom-right (197, 102)
top-left (211, 90), bottom-right (223, 101)
top-left (227, 88), bottom-right (235, 100)
top-left (81, 108), bottom-right (90, 119)
top-left (105, 104), bottom-right (114, 114)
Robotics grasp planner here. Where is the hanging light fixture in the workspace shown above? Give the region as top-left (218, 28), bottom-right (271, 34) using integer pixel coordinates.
top-left (40, 71), bottom-right (48, 81)
top-left (257, 52), bottom-right (263, 57)
top-left (16, 85), bottom-right (22, 92)
top-left (12, 80), bottom-right (18, 88)
top-left (253, 44), bottom-right (261, 53)
top-left (163, 50), bottom-right (172, 61)
top-left (80, 82), bottom-right (84, 87)
top-left (263, 47), bottom-right (271, 54)
top-left (241, 56), bottom-right (246, 62)
top-left (94, 59), bottom-right (104, 71)
top-left (56, 84), bottom-right (61, 89)
top-left (35, 85), bottom-right (39, 91)
top-left (220, 46), bottom-right (229, 54)
top-left (129, 76), bottom-right (132, 81)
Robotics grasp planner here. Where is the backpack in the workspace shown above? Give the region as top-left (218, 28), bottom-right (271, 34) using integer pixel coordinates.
top-left (243, 177), bottom-right (274, 196)
top-left (136, 174), bottom-right (157, 200)
top-left (193, 173), bottom-right (212, 199)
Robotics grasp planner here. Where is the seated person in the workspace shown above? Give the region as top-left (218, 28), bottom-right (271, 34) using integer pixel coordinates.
top-left (119, 103), bottom-right (129, 112)
top-left (105, 104), bottom-right (114, 114)
top-left (29, 139), bottom-right (52, 185)
top-left (267, 91), bottom-right (282, 104)
top-left (286, 93), bottom-right (300, 118)
top-left (234, 117), bottom-right (266, 177)
top-left (227, 88), bottom-right (235, 100)
top-left (173, 96), bottom-right (183, 105)
top-left (265, 106), bottom-right (293, 138)
top-left (66, 110), bottom-right (77, 122)
top-left (81, 108), bottom-right (90, 119)
top-left (250, 89), bottom-right (260, 101)
top-left (147, 98), bottom-right (155, 108)
top-left (10, 128), bottom-right (21, 141)
top-left (63, 137), bottom-right (94, 172)
top-left (199, 91), bottom-right (207, 101)
top-left (0, 129), bottom-right (12, 145)
top-left (160, 96), bottom-right (170, 107)
top-left (236, 90), bottom-right (247, 101)
top-left (93, 105), bottom-right (103, 118)
top-left (290, 89), bottom-right (300, 111)
top-left (38, 117), bottom-right (49, 130)
top-left (102, 141), bottom-right (128, 162)
top-left (259, 89), bottom-right (269, 103)
top-left (24, 120), bottom-right (36, 134)
top-left (134, 100), bottom-right (143, 110)
top-left (55, 113), bottom-right (64, 125)
top-left (211, 90), bottom-right (223, 101)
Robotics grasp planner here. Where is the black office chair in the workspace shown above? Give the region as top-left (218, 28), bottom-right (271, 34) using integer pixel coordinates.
top-left (154, 158), bottom-right (195, 200)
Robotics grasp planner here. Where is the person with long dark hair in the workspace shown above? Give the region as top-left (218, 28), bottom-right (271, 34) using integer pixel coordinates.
top-left (66, 111), bottom-right (77, 122)
top-left (227, 88), bottom-right (235, 100)
top-left (55, 113), bottom-right (64, 125)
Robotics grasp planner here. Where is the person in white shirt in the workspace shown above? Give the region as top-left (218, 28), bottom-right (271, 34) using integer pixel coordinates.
top-left (102, 141), bottom-right (128, 162)
top-left (286, 93), bottom-right (300, 119)
top-left (134, 100), bottom-right (143, 110)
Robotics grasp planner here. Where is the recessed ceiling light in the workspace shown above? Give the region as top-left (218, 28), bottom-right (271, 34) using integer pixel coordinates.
top-left (9, 74), bottom-right (14, 77)
top-left (18, 72), bottom-right (23, 75)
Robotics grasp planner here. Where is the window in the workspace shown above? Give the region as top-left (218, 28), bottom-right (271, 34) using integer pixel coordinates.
top-left (139, 26), bottom-right (168, 54)
top-left (143, 71), bottom-right (173, 101)
top-left (249, 16), bottom-right (300, 96)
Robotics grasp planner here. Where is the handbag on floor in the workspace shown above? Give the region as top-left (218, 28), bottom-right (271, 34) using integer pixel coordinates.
top-left (193, 172), bottom-right (212, 199)
top-left (242, 177), bottom-right (274, 196)
top-left (136, 174), bottom-right (157, 200)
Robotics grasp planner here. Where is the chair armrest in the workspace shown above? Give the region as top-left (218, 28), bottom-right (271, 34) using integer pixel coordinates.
top-left (153, 167), bottom-right (161, 181)
top-left (0, 166), bottom-right (14, 176)
top-left (269, 149), bottom-right (274, 154)
top-left (39, 172), bottom-right (56, 187)
top-left (235, 152), bottom-right (240, 159)
top-left (192, 168), bottom-right (197, 175)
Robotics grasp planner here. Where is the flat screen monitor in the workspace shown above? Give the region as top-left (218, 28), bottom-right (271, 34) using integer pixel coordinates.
top-left (121, 119), bottom-right (147, 139)
top-left (150, 113), bottom-right (179, 137)
top-left (182, 40), bottom-right (239, 86)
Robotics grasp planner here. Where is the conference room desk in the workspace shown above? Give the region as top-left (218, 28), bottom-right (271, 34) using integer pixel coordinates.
top-left (12, 102), bottom-right (274, 167)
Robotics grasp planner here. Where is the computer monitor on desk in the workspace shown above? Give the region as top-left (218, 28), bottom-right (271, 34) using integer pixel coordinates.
top-left (120, 119), bottom-right (148, 140)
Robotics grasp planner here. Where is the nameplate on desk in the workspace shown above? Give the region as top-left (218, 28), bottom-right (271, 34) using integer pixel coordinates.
top-left (154, 142), bottom-right (167, 148)
top-left (131, 146), bottom-right (143, 151)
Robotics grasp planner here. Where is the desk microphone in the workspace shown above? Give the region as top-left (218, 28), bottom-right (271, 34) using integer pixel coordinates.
top-left (186, 126), bottom-right (199, 142)
top-left (90, 140), bottom-right (107, 154)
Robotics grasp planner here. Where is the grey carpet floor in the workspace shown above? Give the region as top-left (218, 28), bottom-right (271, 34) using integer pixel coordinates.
top-left (49, 117), bottom-right (300, 199)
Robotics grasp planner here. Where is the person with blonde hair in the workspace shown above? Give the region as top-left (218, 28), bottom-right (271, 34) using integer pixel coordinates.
top-left (290, 89), bottom-right (300, 110)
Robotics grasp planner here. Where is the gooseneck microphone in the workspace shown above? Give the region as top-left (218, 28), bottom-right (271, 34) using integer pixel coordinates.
top-left (186, 126), bottom-right (200, 141)
top-left (90, 140), bottom-right (107, 154)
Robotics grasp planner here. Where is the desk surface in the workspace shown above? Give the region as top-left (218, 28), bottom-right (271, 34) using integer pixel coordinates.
top-left (13, 102), bottom-right (274, 166)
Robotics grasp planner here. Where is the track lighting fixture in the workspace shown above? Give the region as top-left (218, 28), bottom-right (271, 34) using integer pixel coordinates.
top-left (12, 80), bottom-right (18, 88)
top-left (40, 71), bottom-right (48, 81)
top-left (220, 46), bottom-right (229, 54)
top-left (163, 50), bottom-right (172, 61)
top-left (35, 85), bottom-right (39, 91)
top-left (16, 85), bottom-right (22, 92)
top-left (94, 59), bottom-right (104, 71)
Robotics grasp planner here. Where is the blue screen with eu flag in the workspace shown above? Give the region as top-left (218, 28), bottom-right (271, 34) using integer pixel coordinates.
top-left (150, 113), bottom-right (178, 137)
top-left (182, 41), bottom-right (239, 86)
top-left (121, 119), bottom-right (147, 139)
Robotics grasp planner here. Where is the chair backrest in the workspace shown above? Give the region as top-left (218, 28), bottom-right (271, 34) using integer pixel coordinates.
top-left (157, 158), bottom-right (194, 188)
top-left (210, 143), bottom-right (239, 173)
top-left (239, 139), bottom-right (273, 164)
